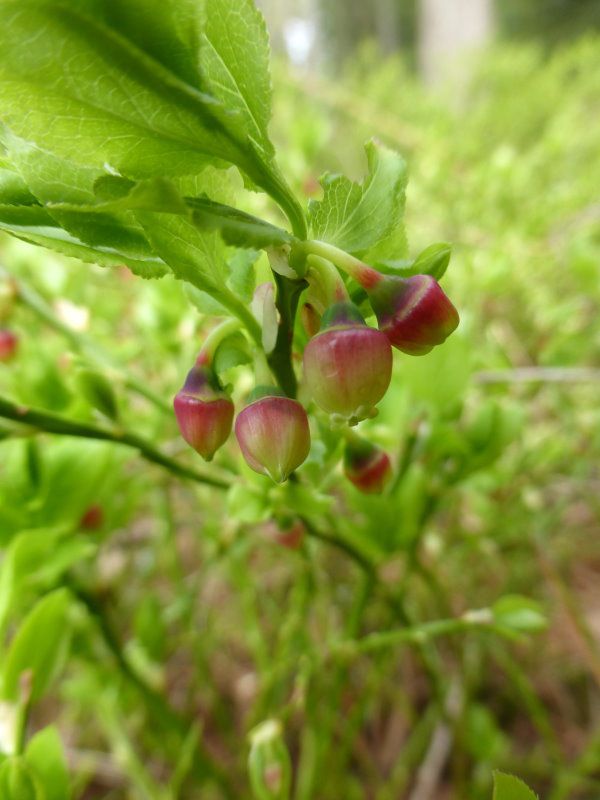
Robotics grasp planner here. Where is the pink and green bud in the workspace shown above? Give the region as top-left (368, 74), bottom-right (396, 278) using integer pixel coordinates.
top-left (235, 390), bottom-right (310, 483)
top-left (344, 437), bottom-right (392, 494)
top-left (173, 365), bottom-right (234, 461)
top-left (369, 274), bottom-right (459, 355)
top-left (0, 329), bottom-right (18, 362)
top-left (303, 302), bottom-right (392, 424)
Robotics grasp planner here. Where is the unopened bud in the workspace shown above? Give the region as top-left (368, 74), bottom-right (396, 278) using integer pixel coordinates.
top-left (344, 437), bottom-right (392, 494)
top-left (303, 302), bottom-right (392, 424)
top-left (235, 391), bottom-right (310, 483)
top-left (0, 329), bottom-right (18, 362)
top-left (173, 365), bottom-right (234, 461)
top-left (369, 274), bottom-right (459, 355)
top-left (248, 719), bottom-right (292, 800)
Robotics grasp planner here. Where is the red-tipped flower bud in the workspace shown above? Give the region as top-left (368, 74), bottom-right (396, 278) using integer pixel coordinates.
top-left (303, 302), bottom-right (392, 424)
top-left (235, 391), bottom-right (310, 483)
top-left (173, 365), bottom-right (234, 461)
top-left (344, 437), bottom-right (392, 495)
top-left (369, 275), bottom-right (459, 355)
top-left (0, 329), bottom-right (18, 362)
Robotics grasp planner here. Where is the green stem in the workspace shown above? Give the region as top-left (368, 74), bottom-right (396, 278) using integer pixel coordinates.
top-left (305, 255), bottom-right (349, 312)
top-left (267, 273), bottom-right (307, 397)
top-left (0, 396), bottom-right (231, 489)
top-left (299, 241), bottom-right (382, 290)
top-left (197, 318), bottom-right (242, 365)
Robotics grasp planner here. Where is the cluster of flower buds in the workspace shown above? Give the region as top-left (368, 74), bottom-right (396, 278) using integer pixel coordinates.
top-left (174, 255), bottom-right (458, 493)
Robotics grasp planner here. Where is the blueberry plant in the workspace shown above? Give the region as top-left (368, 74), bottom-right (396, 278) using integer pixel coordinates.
top-left (0, 1), bottom-right (549, 797)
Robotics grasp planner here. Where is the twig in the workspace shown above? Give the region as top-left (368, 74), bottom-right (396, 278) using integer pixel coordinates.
top-left (0, 395), bottom-right (230, 489)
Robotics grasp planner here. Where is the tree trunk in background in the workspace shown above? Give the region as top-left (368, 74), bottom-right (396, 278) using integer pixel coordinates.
top-left (373, 0), bottom-right (400, 56)
top-left (419, 0), bottom-right (494, 85)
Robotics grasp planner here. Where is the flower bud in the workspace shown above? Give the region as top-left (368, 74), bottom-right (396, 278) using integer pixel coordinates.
top-left (303, 302), bottom-right (392, 424)
top-left (235, 391), bottom-right (310, 483)
top-left (248, 720), bottom-right (292, 800)
top-left (344, 437), bottom-right (392, 495)
top-left (173, 365), bottom-right (234, 461)
top-left (79, 504), bottom-right (104, 530)
top-left (0, 329), bottom-right (18, 362)
top-left (369, 275), bottom-right (459, 355)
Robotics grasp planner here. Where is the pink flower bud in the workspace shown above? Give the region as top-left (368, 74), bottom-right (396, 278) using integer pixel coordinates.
top-left (173, 365), bottom-right (234, 461)
top-left (344, 438), bottom-right (392, 495)
top-left (303, 302), bottom-right (392, 423)
top-left (79, 504), bottom-right (104, 531)
top-left (369, 275), bottom-right (459, 355)
top-left (235, 393), bottom-right (310, 483)
top-left (0, 329), bottom-right (18, 362)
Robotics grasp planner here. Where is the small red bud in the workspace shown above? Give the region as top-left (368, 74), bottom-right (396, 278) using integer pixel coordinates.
top-left (303, 302), bottom-right (392, 424)
top-left (174, 365), bottom-right (234, 461)
top-left (369, 275), bottom-right (459, 355)
top-left (80, 504), bottom-right (104, 530)
top-left (0, 329), bottom-right (18, 361)
top-left (344, 438), bottom-right (392, 494)
top-left (235, 393), bottom-right (310, 483)
top-left (264, 519), bottom-right (305, 549)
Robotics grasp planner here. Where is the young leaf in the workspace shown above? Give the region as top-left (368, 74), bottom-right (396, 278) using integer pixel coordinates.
top-left (493, 772), bottom-right (538, 800)
top-left (25, 727), bottom-right (70, 800)
top-left (0, 589), bottom-right (73, 704)
top-left (199, 0), bottom-right (275, 160)
top-left (308, 140), bottom-right (407, 258)
top-left (377, 243), bottom-right (452, 280)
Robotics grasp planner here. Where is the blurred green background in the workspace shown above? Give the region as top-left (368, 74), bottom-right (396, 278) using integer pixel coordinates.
top-left (1, 1), bottom-right (600, 798)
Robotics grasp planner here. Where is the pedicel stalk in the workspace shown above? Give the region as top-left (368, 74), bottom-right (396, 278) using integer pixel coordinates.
top-left (295, 241), bottom-right (460, 355)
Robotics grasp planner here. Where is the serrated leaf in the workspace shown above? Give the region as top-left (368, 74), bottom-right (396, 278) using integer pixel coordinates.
top-left (1, 589), bottom-right (73, 703)
top-left (199, 0), bottom-right (275, 159)
top-left (308, 140), bottom-right (408, 258)
top-left (25, 727), bottom-right (70, 800)
top-left (0, 1), bottom-right (244, 179)
top-left (0, 203), bottom-right (168, 279)
top-left (493, 772), bottom-right (538, 800)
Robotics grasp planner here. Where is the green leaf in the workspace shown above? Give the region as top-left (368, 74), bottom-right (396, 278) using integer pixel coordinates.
top-left (188, 197), bottom-right (294, 249)
top-left (0, 527), bottom-right (93, 637)
top-left (493, 772), bottom-right (538, 800)
top-left (0, 1), bottom-right (243, 179)
top-left (1, 589), bottom-right (73, 703)
top-left (308, 140), bottom-right (408, 258)
top-left (0, 134), bottom-right (169, 277)
top-left (0, 168), bottom-right (38, 206)
top-left (75, 367), bottom-right (120, 421)
top-left (213, 333), bottom-right (252, 374)
top-left (0, 758), bottom-right (41, 800)
top-left (377, 243), bottom-right (452, 280)
top-left (492, 595), bottom-right (548, 634)
top-left (199, 0), bottom-right (275, 159)
top-left (25, 727), bottom-right (70, 800)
